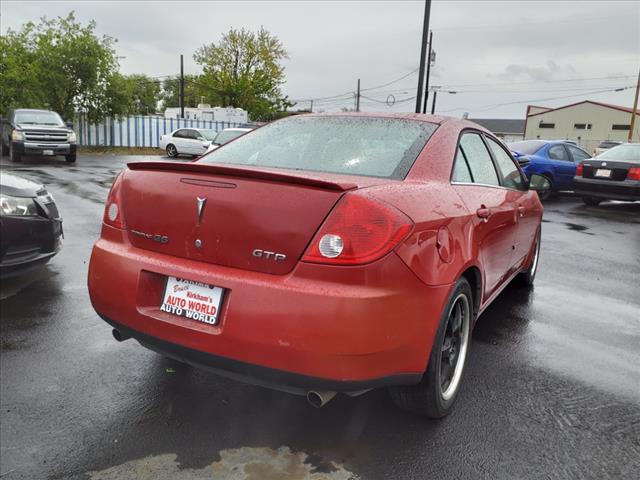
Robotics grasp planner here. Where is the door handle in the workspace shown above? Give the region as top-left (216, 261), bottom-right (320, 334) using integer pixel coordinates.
top-left (518, 206), bottom-right (526, 217)
top-left (476, 206), bottom-right (492, 219)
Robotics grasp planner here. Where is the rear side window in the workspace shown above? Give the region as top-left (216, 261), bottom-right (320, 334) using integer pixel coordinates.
top-left (459, 133), bottom-right (500, 186)
top-left (201, 116), bottom-right (438, 179)
top-left (452, 147), bottom-right (473, 183)
top-left (485, 137), bottom-right (527, 191)
top-left (567, 145), bottom-right (591, 162)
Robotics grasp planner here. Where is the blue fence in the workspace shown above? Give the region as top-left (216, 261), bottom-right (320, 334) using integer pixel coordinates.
top-left (74, 115), bottom-right (243, 147)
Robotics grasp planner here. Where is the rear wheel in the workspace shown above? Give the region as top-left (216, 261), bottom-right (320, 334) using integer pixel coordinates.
top-left (9, 143), bottom-right (21, 162)
top-left (538, 175), bottom-right (553, 200)
top-left (389, 277), bottom-right (473, 418)
top-left (517, 228), bottom-right (540, 286)
top-left (166, 144), bottom-right (178, 158)
top-left (582, 196), bottom-right (602, 206)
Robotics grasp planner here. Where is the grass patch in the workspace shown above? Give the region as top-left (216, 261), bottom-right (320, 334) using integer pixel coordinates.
top-left (78, 146), bottom-right (164, 156)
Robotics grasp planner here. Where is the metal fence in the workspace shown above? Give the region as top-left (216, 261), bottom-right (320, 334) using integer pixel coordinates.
top-left (74, 114), bottom-right (244, 148)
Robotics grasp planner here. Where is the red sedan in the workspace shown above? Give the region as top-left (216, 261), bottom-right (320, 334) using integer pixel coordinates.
top-left (88, 113), bottom-right (549, 417)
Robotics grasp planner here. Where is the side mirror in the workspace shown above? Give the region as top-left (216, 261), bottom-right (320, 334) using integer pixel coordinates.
top-left (529, 173), bottom-right (552, 192)
top-left (202, 141), bottom-right (211, 148)
top-left (66, 122), bottom-right (74, 129)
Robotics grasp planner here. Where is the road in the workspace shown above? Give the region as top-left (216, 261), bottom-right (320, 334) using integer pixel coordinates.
top-left (1, 154), bottom-right (639, 480)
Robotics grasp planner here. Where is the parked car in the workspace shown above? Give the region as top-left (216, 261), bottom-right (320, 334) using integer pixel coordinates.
top-left (574, 143), bottom-right (640, 205)
top-left (508, 139), bottom-right (591, 199)
top-left (1, 109), bottom-right (77, 163)
top-left (1, 173), bottom-right (63, 277)
top-left (205, 127), bottom-right (254, 153)
top-left (593, 140), bottom-right (623, 157)
top-left (88, 114), bottom-right (549, 418)
top-left (159, 128), bottom-right (217, 158)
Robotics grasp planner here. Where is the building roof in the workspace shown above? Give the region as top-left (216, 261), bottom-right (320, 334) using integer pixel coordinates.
top-left (469, 118), bottom-right (525, 134)
top-left (526, 100), bottom-right (639, 118)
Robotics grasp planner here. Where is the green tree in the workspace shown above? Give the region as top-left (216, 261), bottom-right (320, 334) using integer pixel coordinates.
top-left (0, 12), bottom-right (120, 122)
top-left (160, 75), bottom-right (213, 110)
top-left (193, 27), bottom-right (292, 121)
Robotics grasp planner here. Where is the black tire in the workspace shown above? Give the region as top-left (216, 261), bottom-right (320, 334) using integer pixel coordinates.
top-left (166, 144), bottom-right (178, 158)
top-left (582, 196), bottom-right (602, 206)
top-left (537, 175), bottom-right (553, 201)
top-left (1, 142), bottom-right (8, 156)
top-left (389, 277), bottom-right (473, 418)
top-left (517, 227), bottom-right (541, 286)
top-left (65, 154), bottom-right (76, 163)
top-left (9, 143), bottom-right (21, 162)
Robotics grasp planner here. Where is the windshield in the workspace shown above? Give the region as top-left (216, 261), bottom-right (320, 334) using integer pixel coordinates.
top-left (14, 111), bottom-right (64, 126)
top-left (214, 129), bottom-right (249, 145)
top-left (507, 140), bottom-right (546, 155)
top-left (199, 129), bottom-right (217, 141)
top-left (596, 144), bottom-right (640, 162)
top-left (200, 116), bottom-right (437, 179)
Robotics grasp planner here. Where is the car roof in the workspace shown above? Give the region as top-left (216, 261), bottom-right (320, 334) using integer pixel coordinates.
top-left (221, 127), bottom-right (252, 132)
top-left (13, 109), bottom-right (57, 113)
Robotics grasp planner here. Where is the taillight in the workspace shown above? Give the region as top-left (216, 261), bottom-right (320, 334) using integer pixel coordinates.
top-left (628, 167), bottom-right (640, 180)
top-left (103, 172), bottom-right (125, 229)
top-left (575, 163), bottom-right (584, 177)
top-left (302, 194), bottom-right (413, 265)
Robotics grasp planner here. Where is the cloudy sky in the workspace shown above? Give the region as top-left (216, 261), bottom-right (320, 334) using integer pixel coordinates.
top-left (2, 0), bottom-right (639, 118)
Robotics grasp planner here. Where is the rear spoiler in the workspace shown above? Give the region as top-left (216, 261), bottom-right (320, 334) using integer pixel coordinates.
top-left (127, 161), bottom-right (358, 192)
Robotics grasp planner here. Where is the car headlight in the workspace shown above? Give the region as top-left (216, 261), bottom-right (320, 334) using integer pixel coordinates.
top-left (0, 194), bottom-right (39, 216)
top-left (11, 130), bottom-right (24, 141)
top-left (68, 131), bottom-right (77, 143)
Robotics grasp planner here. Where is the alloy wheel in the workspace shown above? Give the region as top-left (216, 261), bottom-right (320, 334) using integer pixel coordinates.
top-left (439, 293), bottom-right (471, 401)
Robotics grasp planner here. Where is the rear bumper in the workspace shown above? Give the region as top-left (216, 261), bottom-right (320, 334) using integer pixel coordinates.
top-left (573, 177), bottom-right (640, 201)
top-left (13, 141), bottom-right (76, 156)
top-left (88, 225), bottom-right (453, 391)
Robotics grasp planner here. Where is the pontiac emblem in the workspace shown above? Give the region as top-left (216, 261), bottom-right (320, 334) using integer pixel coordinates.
top-left (196, 197), bottom-right (207, 224)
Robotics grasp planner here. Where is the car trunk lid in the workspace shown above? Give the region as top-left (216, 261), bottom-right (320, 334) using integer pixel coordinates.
top-left (120, 161), bottom-right (365, 275)
top-left (582, 159), bottom-right (638, 181)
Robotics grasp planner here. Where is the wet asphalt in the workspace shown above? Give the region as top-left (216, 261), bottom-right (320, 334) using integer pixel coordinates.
top-left (0, 154), bottom-right (639, 480)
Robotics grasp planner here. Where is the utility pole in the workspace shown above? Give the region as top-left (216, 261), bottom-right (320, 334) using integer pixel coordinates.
top-left (422, 30), bottom-right (433, 114)
top-left (628, 66), bottom-right (640, 142)
top-left (415, 0), bottom-right (432, 113)
top-left (356, 78), bottom-right (361, 112)
top-left (179, 54), bottom-right (185, 119)
top-left (431, 88), bottom-right (438, 114)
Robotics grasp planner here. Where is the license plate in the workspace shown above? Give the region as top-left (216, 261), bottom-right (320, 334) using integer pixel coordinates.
top-left (595, 168), bottom-right (611, 178)
top-left (43, 150), bottom-right (54, 156)
top-left (160, 276), bottom-right (224, 325)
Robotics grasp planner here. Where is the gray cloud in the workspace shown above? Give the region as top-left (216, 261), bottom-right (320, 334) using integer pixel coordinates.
top-left (1, 0), bottom-right (638, 118)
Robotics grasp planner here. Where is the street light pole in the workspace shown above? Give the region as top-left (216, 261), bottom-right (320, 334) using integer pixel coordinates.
top-left (415, 0), bottom-right (432, 113)
top-left (179, 54), bottom-right (185, 119)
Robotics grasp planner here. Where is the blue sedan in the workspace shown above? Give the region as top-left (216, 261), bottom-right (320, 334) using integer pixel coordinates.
top-left (507, 140), bottom-right (592, 199)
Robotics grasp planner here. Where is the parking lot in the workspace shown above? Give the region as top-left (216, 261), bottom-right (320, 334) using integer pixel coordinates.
top-left (1, 154), bottom-right (639, 480)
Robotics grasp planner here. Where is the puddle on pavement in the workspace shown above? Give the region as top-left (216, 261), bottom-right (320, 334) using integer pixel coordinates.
top-left (88, 447), bottom-right (357, 480)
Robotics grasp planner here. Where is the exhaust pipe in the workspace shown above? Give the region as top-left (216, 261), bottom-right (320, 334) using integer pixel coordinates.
top-left (306, 390), bottom-right (336, 408)
top-left (112, 328), bottom-right (131, 342)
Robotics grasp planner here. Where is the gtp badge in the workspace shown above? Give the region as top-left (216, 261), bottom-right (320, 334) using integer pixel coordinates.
top-left (196, 197), bottom-right (207, 224)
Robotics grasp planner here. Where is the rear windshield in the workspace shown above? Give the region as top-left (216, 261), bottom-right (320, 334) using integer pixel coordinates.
top-left (596, 144), bottom-right (640, 161)
top-left (200, 116), bottom-right (437, 179)
top-left (507, 140), bottom-right (546, 155)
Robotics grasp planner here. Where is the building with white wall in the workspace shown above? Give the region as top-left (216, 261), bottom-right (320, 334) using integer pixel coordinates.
top-left (470, 119), bottom-right (525, 143)
top-left (524, 101), bottom-right (639, 154)
top-left (164, 104), bottom-right (248, 124)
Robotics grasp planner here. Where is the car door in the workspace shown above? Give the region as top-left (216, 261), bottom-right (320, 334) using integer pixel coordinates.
top-left (485, 136), bottom-right (538, 269)
top-left (547, 144), bottom-right (575, 189)
top-left (451, 132), bottom-right (520, 301)
top-left (171, 129), bottom-right (190, 154)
